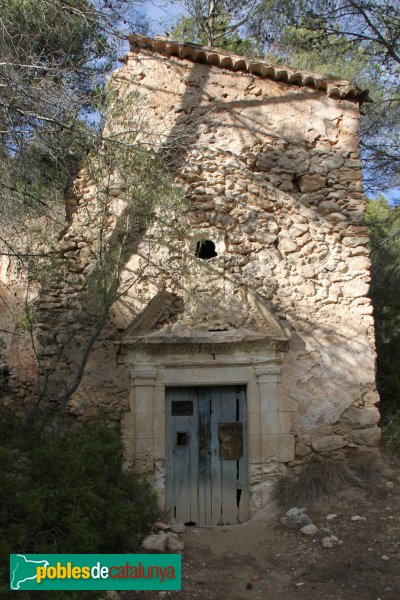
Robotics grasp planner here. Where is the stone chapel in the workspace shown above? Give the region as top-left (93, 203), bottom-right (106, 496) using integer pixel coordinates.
top-left (0, 35), bottom-right (381, 525)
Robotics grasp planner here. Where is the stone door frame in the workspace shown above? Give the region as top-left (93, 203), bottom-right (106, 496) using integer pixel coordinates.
top-left (120, 340), bottom-right (297, 517)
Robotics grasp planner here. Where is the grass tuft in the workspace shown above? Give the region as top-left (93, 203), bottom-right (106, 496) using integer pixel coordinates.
top-left (275, 455), bottom-right (361, 509)
top-left (382, 410), bottom-right (400, 451)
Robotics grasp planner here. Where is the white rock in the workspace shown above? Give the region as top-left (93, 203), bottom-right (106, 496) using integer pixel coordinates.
top-left (327, 514), bottom-right (337, 521)
top-left (351, 515), bottom-right (366, 521)
top-left (285, 507), bottom-right (311, 529)
top-left (170, 521), bottom-right (186, 534)
top-left (142, 532), bottom-right (167, 552)
top-left (279, 237), bottom-right (298, 254)
top-left (342, 280), bottom-right (370, 298)
top-left (300, 524), bottom-right (318, 536)
top-left (348, 256), bottom-right (370, 272)
top-left (299, 264), bottom-right (316, 278)
top-left (322, 537), bottom-right (334, 548)
top-left (166, 534), bottom-right (185, 552)
top-left (289, 224), bottom-right (309, 238)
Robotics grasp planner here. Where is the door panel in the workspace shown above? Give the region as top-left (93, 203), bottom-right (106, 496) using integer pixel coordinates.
top-left (197, 388), bottom-right (211, 527)
top-left (165, 387), bottom-right (198, 523)
top-left (166, 385), bottom-right (248, 526)
top-left (219, 386), bottom-right (242, 526)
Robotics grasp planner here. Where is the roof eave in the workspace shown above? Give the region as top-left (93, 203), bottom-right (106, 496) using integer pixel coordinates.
top-left (128, 34), bottom-right (370, 104)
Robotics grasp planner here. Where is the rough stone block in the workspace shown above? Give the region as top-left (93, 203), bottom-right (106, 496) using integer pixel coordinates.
top-left (278, 237), bottom-right (298, 254)
top-left (347, 256), bottom-right (370, 272)
top-left (311, 435), bottom-right (347, 452)
top-left (295, 440), bottom-right (312, 457)
top-left (350, 427), bottom-right (381, 447)
top-left (319, 200), bottom-right (339, 214)
top-left (299, 174), bottom-right (326, 193)
top-left (363, 390), bottom-right (380, 406)
top-left (342, 280), bottom-right (370, 298)
top-left (341, 405), bottom-right (380, 428)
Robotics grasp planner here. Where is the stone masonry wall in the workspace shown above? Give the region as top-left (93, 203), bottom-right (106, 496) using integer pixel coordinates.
top-left (109, 45), bottom-right (380, 457)
top-left (0, 41), bottom-right (380, 465)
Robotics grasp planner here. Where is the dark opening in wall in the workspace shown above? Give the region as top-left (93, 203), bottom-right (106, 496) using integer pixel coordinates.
top-left (195, 239), bottom-right (217, 260)
top-left (177, 432), bottom-right (189, 446)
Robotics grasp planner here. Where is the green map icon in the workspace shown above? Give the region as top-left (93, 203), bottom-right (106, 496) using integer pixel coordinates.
top-left (10, 554), bottom-right (49, 590)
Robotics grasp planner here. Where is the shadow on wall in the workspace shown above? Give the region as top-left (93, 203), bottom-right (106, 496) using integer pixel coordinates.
top-left (32, 55), bottom-right (370, 411)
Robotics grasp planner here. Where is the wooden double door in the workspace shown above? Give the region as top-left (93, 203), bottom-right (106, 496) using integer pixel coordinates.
top-left (165, 385), bottom-right (249, 526)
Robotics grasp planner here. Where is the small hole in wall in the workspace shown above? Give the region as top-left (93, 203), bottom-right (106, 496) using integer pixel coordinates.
top-left (195, 240), bottom-right (217, 260)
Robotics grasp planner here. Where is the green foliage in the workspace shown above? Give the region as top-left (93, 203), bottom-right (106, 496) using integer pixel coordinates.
top-left (365, 198), bottom-right (400, 417)
top-left (169, 1), bottom-right (262, 53)
top-left (171, 13), bottom-right (258, 55)
top-left (0, 0), bottom-right (133, 223)
top-left (249, 0), bottom-right (400, 196)
top-left (171, 15), bottom-right (203, 44)
top-left (0, 0), bottom-right (103, 222)
top-left (271, 25), bottom-right (373, 82)
top-left (0, 408), bottom-right (158, 599)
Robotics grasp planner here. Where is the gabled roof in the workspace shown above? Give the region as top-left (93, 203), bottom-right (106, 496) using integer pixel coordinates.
top-left (128, 34), bottom-right (370, 104)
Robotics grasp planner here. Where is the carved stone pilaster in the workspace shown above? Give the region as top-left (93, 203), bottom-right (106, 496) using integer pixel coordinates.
top-left (254, 363), bottom-right (282, 383)
top-left (130, 364), bottom-right (158, 385)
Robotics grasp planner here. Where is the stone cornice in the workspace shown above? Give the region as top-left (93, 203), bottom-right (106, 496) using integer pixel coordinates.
top-left (121, 337), bottom-right (289, 355)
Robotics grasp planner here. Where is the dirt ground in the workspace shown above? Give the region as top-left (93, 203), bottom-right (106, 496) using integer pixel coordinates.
top-left (126, 454), bottom-right (400, 600)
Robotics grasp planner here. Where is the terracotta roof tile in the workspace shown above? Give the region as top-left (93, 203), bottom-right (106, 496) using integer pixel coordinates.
top-left (128, 34), bottom-right (371, 104)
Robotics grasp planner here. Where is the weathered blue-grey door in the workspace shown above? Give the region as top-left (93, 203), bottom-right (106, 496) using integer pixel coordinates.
top-left (165, 385), bottom-right (249, 526)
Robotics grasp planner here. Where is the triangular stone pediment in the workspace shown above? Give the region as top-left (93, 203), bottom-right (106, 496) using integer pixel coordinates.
top-left (122, 286), bottom-right (289, 345)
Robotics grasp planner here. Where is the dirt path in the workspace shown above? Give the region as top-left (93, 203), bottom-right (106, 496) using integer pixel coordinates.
top-left (171, 486), bottom-right (400, 600)
top-left (127, 467), bottom-right (400, 600)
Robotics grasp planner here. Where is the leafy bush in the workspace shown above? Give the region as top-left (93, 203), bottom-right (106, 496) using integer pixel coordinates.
top-left (365, 198), bottom-right (400, 418)
top-left (0, 408), bottom-right (157, 599)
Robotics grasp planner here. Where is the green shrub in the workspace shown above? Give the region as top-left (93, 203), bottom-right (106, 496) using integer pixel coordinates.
top-left (0, 408), bottom-right (157, 599)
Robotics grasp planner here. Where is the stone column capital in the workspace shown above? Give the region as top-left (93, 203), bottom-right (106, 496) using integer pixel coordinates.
top-left (255, 363), bottom-right (281, 383)
top-left (131, 364), bottom-right (158, 383)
